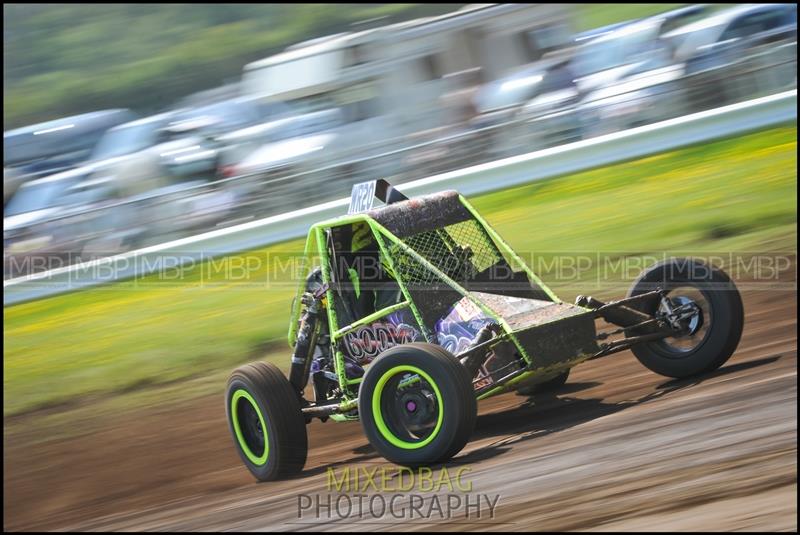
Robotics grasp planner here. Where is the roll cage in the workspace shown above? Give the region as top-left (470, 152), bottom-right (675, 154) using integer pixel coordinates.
top-left (288, 182), bottom-right (572, 410)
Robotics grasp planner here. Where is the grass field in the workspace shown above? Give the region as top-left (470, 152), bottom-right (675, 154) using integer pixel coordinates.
top-left (4, 126), bottom-right (797, 418)
top-left (576, 3), bottom-right (686, 31)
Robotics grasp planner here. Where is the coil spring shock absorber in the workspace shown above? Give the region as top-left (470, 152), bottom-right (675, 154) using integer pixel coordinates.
top-left (288, 298), bottom-right (319, 397)
top-left (289, 270), bottom-right (327, 398)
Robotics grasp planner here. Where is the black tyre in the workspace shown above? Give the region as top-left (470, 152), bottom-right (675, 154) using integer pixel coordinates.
top-left (627, 258), bottom-right (744, 378)
top-left (226, 361), bottom-right (308, 481)
top-left (359, 343), bottom-right (477, 466)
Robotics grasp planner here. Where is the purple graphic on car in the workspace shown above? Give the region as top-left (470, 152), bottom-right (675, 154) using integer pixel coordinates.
top-left (341, 309), bottom-right (422, 378)
top-left (435, 297), bottom-right (494, 355)
top-left (337, 299), bottom-right (494, 379)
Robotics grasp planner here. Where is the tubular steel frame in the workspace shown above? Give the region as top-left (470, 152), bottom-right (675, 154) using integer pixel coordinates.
top-left (288, 195), bottom-right (669, 418)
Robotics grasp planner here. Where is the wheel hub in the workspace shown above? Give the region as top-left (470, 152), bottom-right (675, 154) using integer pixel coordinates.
top-left (659, 294), bottom-right (703, 336)
top-left (398, 389), bottom-right (436, 433)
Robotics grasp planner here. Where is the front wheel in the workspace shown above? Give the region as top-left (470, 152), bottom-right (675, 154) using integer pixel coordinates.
top-left (627, 258), bottom-right (744, 378)
top-left (359, 343), bottom-right (477, 466)
top-left (226, 361), bottom-right (308, 481)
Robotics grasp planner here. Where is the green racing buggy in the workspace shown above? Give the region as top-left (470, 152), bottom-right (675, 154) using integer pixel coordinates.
top-left (226, 180), bottom-right (744, 481)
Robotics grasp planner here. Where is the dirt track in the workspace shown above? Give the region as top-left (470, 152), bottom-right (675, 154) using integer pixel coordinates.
top-left (4, 287), bottom-right (797, 531)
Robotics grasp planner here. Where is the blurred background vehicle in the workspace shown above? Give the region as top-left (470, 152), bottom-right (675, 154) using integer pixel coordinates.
top-left (3, 109), bottom-right (136, 204)
top-left (504, 4), bottom-right (710, 152)
top-left (3, 3), bottom-right (797, 278)
top-left (227, 4), bottom-right (571, 208)
top-left (576, 3), bottom-right (797, 138)
top-left (669, 3), bottom-right (796, 66)
top-left (669, 3), bottom-right (797, 112)
top-left (3, 111), bottom-right (239, 273)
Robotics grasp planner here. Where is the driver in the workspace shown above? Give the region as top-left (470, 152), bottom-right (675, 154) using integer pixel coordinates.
top-left (337, 221), bottom-right (402, 324)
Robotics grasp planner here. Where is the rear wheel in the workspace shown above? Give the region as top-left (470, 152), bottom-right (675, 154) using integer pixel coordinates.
top-left (359, 343), bottom-right (476, 466)
top-left (226, 361), bottom-right (308, 481)
top-left (627, 258), bottom-right (744, 378)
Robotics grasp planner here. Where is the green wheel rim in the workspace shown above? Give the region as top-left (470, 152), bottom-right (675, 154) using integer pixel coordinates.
top-left (231, 389), bottom-right (269, 465)
top-left (372, 365), bottom-right (444, 450)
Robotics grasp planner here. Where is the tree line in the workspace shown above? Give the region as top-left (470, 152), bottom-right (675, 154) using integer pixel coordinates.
top-left (3, 4), bottom-right (462, 129)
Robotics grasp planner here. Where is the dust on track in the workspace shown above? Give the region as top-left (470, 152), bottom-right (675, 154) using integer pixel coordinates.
top-left (3, 288), bottom-right (797, 531)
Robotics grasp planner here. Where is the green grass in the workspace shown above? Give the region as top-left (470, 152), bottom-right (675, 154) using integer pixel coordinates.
top-left (3, 126), bottom-right (797, 417)
top-left (575, 4), bottom-right (684, 31)
top-left (574, 4), bottom-right (737, 32)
